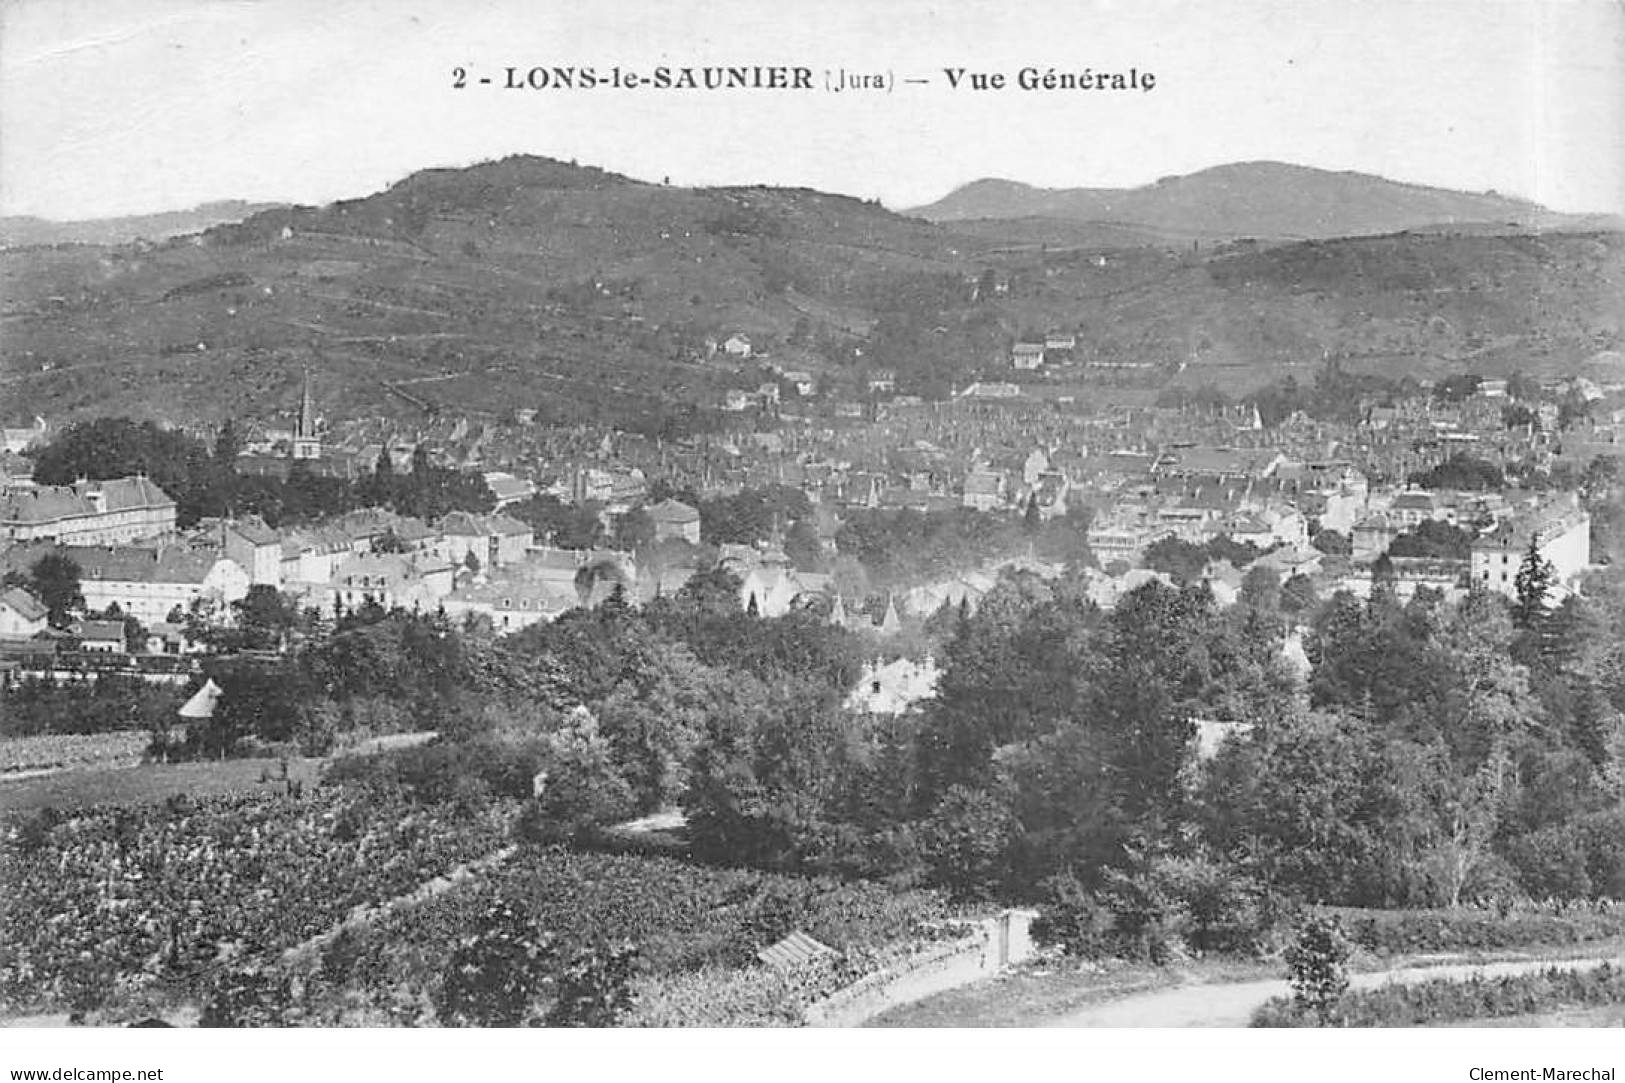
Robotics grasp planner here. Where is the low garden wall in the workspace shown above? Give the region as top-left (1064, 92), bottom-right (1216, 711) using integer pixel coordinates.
top-left (804, 908), bottom-right (1038, 1027)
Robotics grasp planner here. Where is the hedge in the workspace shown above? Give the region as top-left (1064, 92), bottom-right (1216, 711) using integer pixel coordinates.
top-left (1324, 904), bottom-right (1625, 957)
top-left (1253, 962), bottom-right (1625, 1027)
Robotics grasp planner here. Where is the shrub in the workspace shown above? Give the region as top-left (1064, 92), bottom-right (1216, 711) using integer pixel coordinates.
top-left (1283, 916), bottom-right (1352, 1025)
top-left (1096, 862), bottom-right (1183, 964)
top-left (199, 965), bottom-right (297, 1028)
top-left (1155, 855), bottom-right (1277, 956)
top-left (546, 940), bottom-right (639, 1027)
top-left (435, 899), bottom-right (559, 1027)
top-left (1031, 874), bottom-right (1114, 959)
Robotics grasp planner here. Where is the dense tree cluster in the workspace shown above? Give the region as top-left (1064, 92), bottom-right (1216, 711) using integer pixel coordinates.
top-left (1386, 520), bottom-right (1475, 560)
top-left (834, 505), bottom-right (1093, 590)
top-left (1410, 454), bottom-right (1505, 492)
top-left (1245, 367), bottom-right (1415, 427)
top-left (28, 418), bottom-right (494, 529)
top-left (1141, 535), bottom-right (1266, 583)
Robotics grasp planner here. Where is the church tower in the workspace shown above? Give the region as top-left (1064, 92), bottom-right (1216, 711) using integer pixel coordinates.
top-left (292, 368), bottom-right (321, 460)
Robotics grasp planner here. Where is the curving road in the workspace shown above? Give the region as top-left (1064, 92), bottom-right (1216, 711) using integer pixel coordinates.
top-left (1046, 954), bottom-right (1625, 1027)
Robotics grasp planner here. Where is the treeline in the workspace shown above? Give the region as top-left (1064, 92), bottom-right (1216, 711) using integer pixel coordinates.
top-left (28, 417), bottom-right (494, 528)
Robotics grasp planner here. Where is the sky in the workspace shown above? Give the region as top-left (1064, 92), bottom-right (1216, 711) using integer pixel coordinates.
top-left (2, 0), bottom-right (1622, 220)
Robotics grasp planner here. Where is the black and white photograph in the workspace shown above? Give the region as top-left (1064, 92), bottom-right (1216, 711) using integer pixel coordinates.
top-left (1, 0), bottom-right (1623, 1074)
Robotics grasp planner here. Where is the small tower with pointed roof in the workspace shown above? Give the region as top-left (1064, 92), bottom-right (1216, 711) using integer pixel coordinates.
top-left (878, 593), bottom-right (901, 636)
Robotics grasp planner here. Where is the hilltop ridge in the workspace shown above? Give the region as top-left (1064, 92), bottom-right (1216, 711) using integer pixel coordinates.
top-left (908, 160), bottom-right (1588, 240)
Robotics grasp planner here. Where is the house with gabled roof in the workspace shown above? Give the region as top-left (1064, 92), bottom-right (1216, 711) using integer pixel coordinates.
top-left (481, 471), bottom-right (537, 510)
top-left (1011, 343), bottom-right (1046, 371)
top-left (75, 619), bottom-right (127, 654)
top-left (436, 511), bottom-right (534, 569)
top-left (647, 498), bottom-right (702, 545)
top-left (279, 525), bottom-right (353, 590)
top-left (961, 468), bottom-right (1007, 511)
top-left (224, 516), bottom-right (283, 586)
top-left (0, 586), bottom-right (48, 636)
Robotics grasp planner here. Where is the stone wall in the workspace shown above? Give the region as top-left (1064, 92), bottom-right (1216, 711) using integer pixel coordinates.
top-left (804, 909), bottom-right (1039, 1027)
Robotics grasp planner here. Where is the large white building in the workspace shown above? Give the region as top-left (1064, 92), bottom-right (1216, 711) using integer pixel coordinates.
top-left (1, 477), bottom-right (176, 545)
top-left (64, 544), bottom-right (251, 624)
top-left (1469, 497), bottom-right (1591, 599)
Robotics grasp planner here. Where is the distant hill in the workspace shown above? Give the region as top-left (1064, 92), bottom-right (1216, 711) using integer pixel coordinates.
top-left (0, 156), bottom-right (976, 430)
top-left (907, 161), bottom-right (1592, 241)
top-left (0, 155), bottom-right (1619, 433)
top-left (0, 202), bottom-right (284, 249)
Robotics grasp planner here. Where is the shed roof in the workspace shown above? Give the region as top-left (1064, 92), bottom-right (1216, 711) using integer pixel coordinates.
top-left (756, 930), bottom-right (838, 970)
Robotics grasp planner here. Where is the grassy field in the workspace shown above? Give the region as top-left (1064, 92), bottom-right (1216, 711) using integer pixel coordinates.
top-left (0, 732), bottom-right (148, 777)
top-left (0, 756), bottom-right (323, 812)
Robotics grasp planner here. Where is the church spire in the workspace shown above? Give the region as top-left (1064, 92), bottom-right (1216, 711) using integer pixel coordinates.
top-left (292, 367), bottom-right (322, 460)
top-left (298, 367), bottom-right (317, 439)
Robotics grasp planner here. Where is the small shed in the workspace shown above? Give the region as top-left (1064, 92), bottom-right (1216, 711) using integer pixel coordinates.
top-left (757, 930), bottom-right (838, 970)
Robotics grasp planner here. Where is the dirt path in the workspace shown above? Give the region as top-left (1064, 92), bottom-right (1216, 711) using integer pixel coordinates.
top-left (281, 844), bottom-right (518, 964)
top-left (1046, 953), bottom-right (1625, 1027)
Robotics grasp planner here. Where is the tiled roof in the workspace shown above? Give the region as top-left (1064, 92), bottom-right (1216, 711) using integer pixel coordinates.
top-left (1, 487), bottom-right (90, 525)
top-left (438, 511), bottom-right (533, 537)
top-left (448, 574), bottom-right (576, 611)
top-left (0, 476), bottom-right (176, 525)
top-left (66, 545), bottom-right (224, 585)
top-left (95, 477), bottom-right (176, 513)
